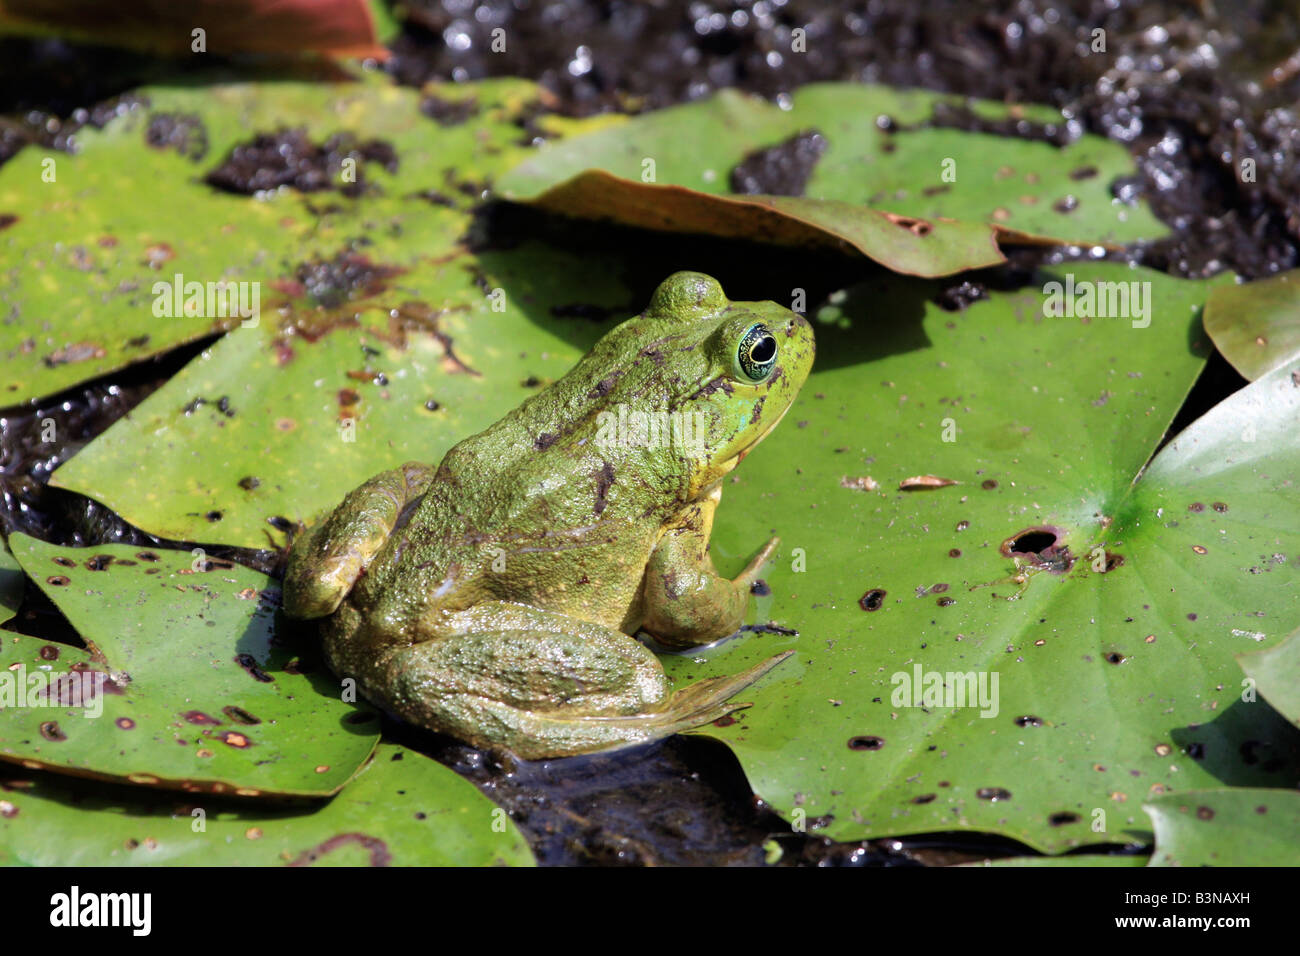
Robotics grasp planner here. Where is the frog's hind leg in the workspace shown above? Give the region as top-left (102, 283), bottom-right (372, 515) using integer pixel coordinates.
top-left (283, 462), bottom-right (434, 619)
top-left (364, 607), bottom-right (792, 759)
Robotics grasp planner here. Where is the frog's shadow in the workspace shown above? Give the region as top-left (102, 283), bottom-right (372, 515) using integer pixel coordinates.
top-left (474, 207), bottom-right (935, 369)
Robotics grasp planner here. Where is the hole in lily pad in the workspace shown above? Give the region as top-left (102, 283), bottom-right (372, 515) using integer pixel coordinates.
top-left (1000, 525), bottom-right (1074, 572)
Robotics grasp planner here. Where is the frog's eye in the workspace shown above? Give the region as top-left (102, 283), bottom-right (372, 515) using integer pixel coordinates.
top-left (734, 323), bottom-right (778, 382)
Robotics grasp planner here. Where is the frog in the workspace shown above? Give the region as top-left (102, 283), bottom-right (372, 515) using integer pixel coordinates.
top-left (282, 271), bottom-right (815, 759)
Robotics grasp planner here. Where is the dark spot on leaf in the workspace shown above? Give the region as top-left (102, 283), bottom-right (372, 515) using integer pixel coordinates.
top-left (859, 588), bottom-right (886, 611)
top-left (0, 213), bottom-right (17, 230)
top-left (955, 520), bottom-right (970, 531)
top-left (424, 399), bottom-right (441, 411)
top-left (46, 576), bottom-right (70, 586)
top-left (1212, 502), bottom-right (1228, 512)
top-left (145, 112), bottom-right (208, 161)
top-left (184, 711), bottom-right (221, 725)
top-left (981, 479), bottom-right (998, 490)
top-left (948, 548), bottom-right (961, 557)
top-left (222, 706), bottom-right (260, 725)
top-left (420, 95), bottom-right (480, 126)
top-left (1053, 195), bottom-right (1078, 213)
top-left (39, 645), bottom-right (59, 661)
top-left (52, 556), bottom-right (75, 567)
top-left (713, 715), bottom-right (738, 727)
top-left (85, 554), bottom-right (113, 571)
top-left (40, 721), bottom-right (66, 741)
top-left (1196, 806), bottom-right (1215, 821)
top-left (1014, 715), bottom-right (1043, 727)
top-left (287, 833), bottom-right (392, 867)
top-left (234, 654), bottom-right (273, 683)
top-left (205, 511), bottom-right (223, 522)
top-left (1048, 811), bottom-right (1081, 826)
top-left (136, 551), bottom-right (159, 562)
top-left (885, 212), bottom-right (932, 236)
top-left (1069, 166), bottom-right (1098, 180)
top-left (1188, 502), bottom-right (1205, 513)
top-left (976, 787), bottom-right (1012, 802)
top-left (238, 476), bottom-right (261, 491)
top-left (848, 735), bottom-right (884, 751)
top-left (217, 731), bottom-right (252, 748)
top-left (1105, 651), bottom-right (1126, 665)
top-left (937, 597), bottom-right (955, 607)
top-left (115, 717), bottom-right (135, 730)
top-left (930, 582), bottom-right (949, 593)
top-left (750, 579), bottom-right (771, 597)
top-left (912, 793), bottom-right (936, 804)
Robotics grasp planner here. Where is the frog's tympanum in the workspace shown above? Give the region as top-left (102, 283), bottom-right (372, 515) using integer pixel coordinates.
top-left (283, 272), bottom-right (815, 758)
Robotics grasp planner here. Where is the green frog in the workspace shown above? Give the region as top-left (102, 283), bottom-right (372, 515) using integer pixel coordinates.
top-left (283, 271), bottom-right (814, 759)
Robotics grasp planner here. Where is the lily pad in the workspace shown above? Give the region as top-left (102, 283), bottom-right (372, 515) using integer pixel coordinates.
top-left (0, 540), bottom-right (20, 626)
top-left (1203, 269), bottom-right (1300, 380)
top-left (961, 854), bottom-right (1147, 867)
top-left (505, 169), bottom-right (1008, 278)
top-left (0, 70), bottom-right (553, 406)
top-left (1144, 788), bottom-right (1300, 866)
top-left (0, 535), bottom-right (378, 796)
top-left (1237, 625), bottom-right (1300, 728)
top-left (0, 742), bottom-right (534, 866)
top-left (497, 83), bottom-right (1167, 268)
top-left (661, 264), bottom-right (1300, 854)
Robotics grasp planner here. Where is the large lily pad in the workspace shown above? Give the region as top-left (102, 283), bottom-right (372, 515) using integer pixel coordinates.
top-left (0, 742), bottom-right (534, 866)
top-left (497, 83), bottom-right (1167, 265)
top-left (1203, 269), bottom-right (1300, 381)
top-left (0, 70), bottom-right (552, 406)
top-left (0, 535), bottom-right (378, 796)
top-left (1145, 788), bottom-right (1300, 866)
top-left (660, 266), bottom-right (1300, 854)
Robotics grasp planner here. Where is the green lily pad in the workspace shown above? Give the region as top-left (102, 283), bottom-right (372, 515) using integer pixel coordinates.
top-left (0, 540), bottom-right (21, 626)
top-left (1145, 788), bottom-right (1300, 866)
top-left (0, 70), bottom-right (553, 406)
top-left (0, 535), bottom-right (377, 796)
top-left (1204, 269), bottom-right (1300, 380)
top-left (1237, 625), bottom-right (1300, 728)
top-left (661, 264), bottom-right (1300, 854)
top-left (497, 83), bottom-right (1166, 262)
top-left (0, 742), bottom-right (534, 866)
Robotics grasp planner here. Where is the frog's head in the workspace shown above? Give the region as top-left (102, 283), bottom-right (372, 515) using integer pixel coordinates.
top-left (586, 271), bottom-right (815, 504)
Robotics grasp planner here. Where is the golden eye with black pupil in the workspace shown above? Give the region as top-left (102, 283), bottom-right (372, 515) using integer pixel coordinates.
top-left (735, 323), bottom-right (778, 382)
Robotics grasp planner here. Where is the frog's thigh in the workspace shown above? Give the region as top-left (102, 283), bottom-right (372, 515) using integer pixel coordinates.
top-left (381, 611), bottom-right (670, 717)
top-left (283, 462), bottom-right (434, 619)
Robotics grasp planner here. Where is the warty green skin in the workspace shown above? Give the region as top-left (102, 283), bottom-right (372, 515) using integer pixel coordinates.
top-left (282, 272), bottom-right (815, 758)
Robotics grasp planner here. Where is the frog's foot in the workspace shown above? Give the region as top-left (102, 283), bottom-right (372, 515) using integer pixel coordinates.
top-left (360, 616), bottom-right (792, 759)
top-left (283, 462), bottom-right (434, 619)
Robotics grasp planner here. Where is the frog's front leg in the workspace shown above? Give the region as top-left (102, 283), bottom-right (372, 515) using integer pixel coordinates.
top-left (283, 462), bottom-right (434, 619)
top-left (356, 602), bottom-right (790, 759)
top-left (639, 498), bottom-right (778, 649)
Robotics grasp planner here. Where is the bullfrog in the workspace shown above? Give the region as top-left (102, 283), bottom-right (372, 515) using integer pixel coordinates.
top-left (283, 271), bottom-right (814, 759)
